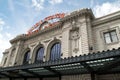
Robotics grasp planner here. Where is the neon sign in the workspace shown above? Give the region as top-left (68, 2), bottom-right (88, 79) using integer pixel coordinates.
top-left (27, 13), bottom-right (65, 35)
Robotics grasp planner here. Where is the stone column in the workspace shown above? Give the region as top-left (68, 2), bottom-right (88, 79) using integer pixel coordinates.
top-left (14, 40), bottom-right (24, 66)
top-left (61, 22), bottom-right (71, 58)
top-left (78, 16), bottom-right (89, 55)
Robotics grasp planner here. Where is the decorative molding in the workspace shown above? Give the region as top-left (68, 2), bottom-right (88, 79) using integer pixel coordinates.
top-left (10, 22), bottom-right (62, 44)
top-left (10, 8), bottom-right (94, 44)
top-left (44, 39), bottom-right (51, 43)
top-left (61, 8), bottom-right (94, 23)
top-left (69, 28), bottom-right (80, 54)
top-left (70, 29), bottom-right (80, 40)
top-left (30, 43), bottom-right (36, 48)
top-left (73, 48), bottom-right (79, 53)
top-left (54, 37), bottom-right (57, 40)
top-left (92, 10), bottom-right (120, 26)
top-left (71, 20), bottom-right (76, 27)
top-left (59, 36), bottom-right (62, 38)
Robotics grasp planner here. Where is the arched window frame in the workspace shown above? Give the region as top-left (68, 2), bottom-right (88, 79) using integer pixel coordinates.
top-left (35, 47), bottom-right (44, 63)
top-left (23, 51), bottom-right (30, 65)
top-left (50, 42), bottom-right (61, 61)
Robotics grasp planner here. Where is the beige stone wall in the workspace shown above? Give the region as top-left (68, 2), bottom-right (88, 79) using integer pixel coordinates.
top-left (62, 21), bottom-right (71, 57)
top-left (96, 74), bottom-right (120, 80)
top-left (1, 9), bottom-right (120, 68)
top-left (11, 14), bottom-right (92, 66)
top-left (43, 77), bottom-right (59, 80)
top-left (1, 49), bottom-right (10, 67)
top-left (1, 74), bottom-right (120, 80)
top-left (93, 19), bottom-right (120, 52)
top-left (0, 9), bottom-right (92, 67)
top-left (10, 26), bottom-right (63, 65)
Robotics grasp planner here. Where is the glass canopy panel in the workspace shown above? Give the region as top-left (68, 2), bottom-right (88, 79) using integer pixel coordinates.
top-left (19, 70), bottom-right (33, 76)
top-left (29, 68), bottom-right (54, 75)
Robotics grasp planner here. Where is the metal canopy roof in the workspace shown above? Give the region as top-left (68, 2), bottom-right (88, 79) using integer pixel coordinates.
top-left (0, 48), bottom-right (120, 79)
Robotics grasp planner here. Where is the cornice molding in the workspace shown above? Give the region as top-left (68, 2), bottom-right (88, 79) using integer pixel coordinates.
top-left (61, 8), bottom-right (95, 23)
top-left (10, 34), bottom-right (26, 44)
top-left (92, 10), bottom-right (120, 26)
top-left (3, 48), bottom-right (10, 54)
top-left (25, 22), bottom-right (62, 40)
top-left (10, 8), bottom-right (95, 44)
top-left (10, 22), bottom-right (62, 43)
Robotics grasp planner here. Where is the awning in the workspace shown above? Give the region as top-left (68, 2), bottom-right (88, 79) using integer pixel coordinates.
top-left (0, 48), bottom-right (120, 79)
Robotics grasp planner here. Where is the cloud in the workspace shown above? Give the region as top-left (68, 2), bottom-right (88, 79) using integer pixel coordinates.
top-left (32, 0), bottom-right (45, 11)
top-left (0, 18), bottom-right (13, 63)
top-left (49, 0), bottom-right (63, 5)
top-left (0, 34), bottom-right (11, 63)
top-left (0, 18), bottom-right (5, 26)
top-left (93, 0), bottom-right (120, 17)
top-left (0, 33), bottom-right (11, 53)
top-left (5, 32), bottom-right (12, 38)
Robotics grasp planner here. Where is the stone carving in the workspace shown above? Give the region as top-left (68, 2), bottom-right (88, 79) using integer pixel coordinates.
top-left (10, 48), bottom-right (16, 57)
top-left (44, 39), bottom-right (51, 43)
top-left (30, 44), bottom-right (36, 47)
top-left (70, 29), bottom-right (80, 53)
top-left (71, 20), bottom-right (76, 27)
top-left (70, 20), bottom-right (80, 54)
top-left (71, 30), bottom-right (79, 40)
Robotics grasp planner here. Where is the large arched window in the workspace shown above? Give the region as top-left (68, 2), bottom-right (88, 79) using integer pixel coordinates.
top-left (35, 47), bottom-right (44, 63)
top-left (23, 51), bottom-right (30, 64)
top-left (50, 42), bottom-right (61, 61)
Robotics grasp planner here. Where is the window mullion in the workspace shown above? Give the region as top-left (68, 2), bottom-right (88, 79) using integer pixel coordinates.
top-left (109, 32), bottom-right (113, 42)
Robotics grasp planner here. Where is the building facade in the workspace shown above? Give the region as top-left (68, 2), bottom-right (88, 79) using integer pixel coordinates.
top-left (0, 8), bottom-right (120, 80)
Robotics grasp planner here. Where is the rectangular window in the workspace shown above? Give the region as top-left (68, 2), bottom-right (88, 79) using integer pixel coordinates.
top-left (104, 30), bottom-right (118, 44)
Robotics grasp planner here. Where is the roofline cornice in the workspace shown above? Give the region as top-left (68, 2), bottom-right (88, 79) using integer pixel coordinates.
top-left (10, 8), bottom-right (95, 44)
top-left (92, 10), bottom-right (120, 26)
top-left (61, 8), bottom-right (95, 23)
top-left (10, 22), bottom-right (62, 44)
top-left (25, 22), bottom-right (62, 40)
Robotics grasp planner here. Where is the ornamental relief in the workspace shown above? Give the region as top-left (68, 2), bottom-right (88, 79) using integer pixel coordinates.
top-left (70, 29), bottom-right (80, 54)
top-left (30, 43), bottom-right (37, 48)
top-left (70, 29), bottom-right (79, 40)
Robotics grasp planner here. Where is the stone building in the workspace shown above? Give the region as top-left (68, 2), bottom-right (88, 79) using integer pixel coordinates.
top-left (0, 8), bottom-right (120, 80)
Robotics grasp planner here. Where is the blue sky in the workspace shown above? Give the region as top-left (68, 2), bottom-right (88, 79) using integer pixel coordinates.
top-left (0, 0), bottom-right (120, 62)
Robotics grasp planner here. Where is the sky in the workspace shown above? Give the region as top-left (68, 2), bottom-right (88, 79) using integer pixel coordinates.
top-left (0, 0), bottom-right (120, 62)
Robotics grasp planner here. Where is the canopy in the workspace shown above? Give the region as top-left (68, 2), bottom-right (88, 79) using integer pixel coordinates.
top-left (0, 48), bottom-right (120, 80)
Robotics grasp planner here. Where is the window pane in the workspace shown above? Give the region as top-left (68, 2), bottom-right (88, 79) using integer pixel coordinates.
top-left (104, 30), bottom-right (118, 44)
top-left (26, 52), bottom-right (30, 62)
top-left (104, 33), bottom-right (111, 43)
top-left (104, 33), bottom-right (110, 37)
top-left (50, 43), bottom-right (61, 61)
top-left (110, 31), bottom-right (118, 42)
top-left (110, 31), bottom-right (116, 36)
top-left (35, 47), bottom-right (44, 63)
top-left (111, 35), bottom-right (118, 42)
top-left (105, 37), bottom-right (111, 43)
top-left (23, 51), bottom-right (30, 64)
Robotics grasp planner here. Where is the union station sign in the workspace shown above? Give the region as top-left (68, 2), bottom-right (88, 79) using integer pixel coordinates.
top-left (27, 13), bottom-right (65, 35)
